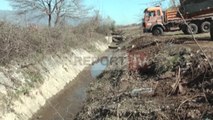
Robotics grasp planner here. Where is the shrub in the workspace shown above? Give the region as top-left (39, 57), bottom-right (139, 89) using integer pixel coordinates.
top-left (0, 21), bottom-right (106, 65)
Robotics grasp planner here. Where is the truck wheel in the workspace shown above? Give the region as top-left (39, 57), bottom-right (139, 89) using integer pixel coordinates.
top-left (181, 25), bottom-right (189, 34)
top-left (182, 28), bottom-right (188, 34)
top-left (187, 23), bottom-right (198, 34)
top-left (152, 27), bottom-right (163, 36)
top-left (200, 21), bottom-right (210, 33)
top-left (211, 22), bottom-right (213, 40)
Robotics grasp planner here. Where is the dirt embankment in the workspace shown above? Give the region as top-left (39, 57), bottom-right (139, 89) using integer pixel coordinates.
top-left (0, 21), bottom-right (113, 120)
top-left (75, 34), bottom-right (213, 120)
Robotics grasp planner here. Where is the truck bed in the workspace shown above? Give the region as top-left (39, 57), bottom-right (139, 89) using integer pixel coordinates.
top-left (165, 0), bottom-right (213, 23)
top-left (165, 7), bottom-right (181, 23)
top-left (180, 0), bottom-right (213, 18)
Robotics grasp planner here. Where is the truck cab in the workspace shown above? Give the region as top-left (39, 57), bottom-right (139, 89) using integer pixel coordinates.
top-left (143, 6), bottom-right (165, 35)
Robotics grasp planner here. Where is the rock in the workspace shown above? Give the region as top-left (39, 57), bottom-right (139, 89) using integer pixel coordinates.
top-left (131, 88), bottom-right (153, 96)
top-left (187, 109), bottom-right (201, 119)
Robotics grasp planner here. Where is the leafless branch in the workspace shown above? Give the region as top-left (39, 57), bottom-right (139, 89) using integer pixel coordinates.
top-left (8, 0), bottom-right (88, 27)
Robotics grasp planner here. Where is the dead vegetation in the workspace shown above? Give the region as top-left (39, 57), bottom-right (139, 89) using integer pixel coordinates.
top-left (0, 20), bottom-right (111, 65)
top-left (0, 19), bottom-right (112, 109)
top-left (75, 35), bottom-right (213, 120)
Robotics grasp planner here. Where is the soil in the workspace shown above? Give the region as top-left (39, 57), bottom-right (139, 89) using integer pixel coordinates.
top-left (75, 34), bottom-right (213, 120)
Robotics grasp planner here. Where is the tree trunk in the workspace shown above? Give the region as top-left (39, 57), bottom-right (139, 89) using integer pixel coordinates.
top-left (55, 13), bottom-right (60, 26)
top-left (54, 1), bottom-right (62, 27)
top-left (48, 2), bottom-right (52, 27)
top-left (48, 14), bottom-right (52, 27)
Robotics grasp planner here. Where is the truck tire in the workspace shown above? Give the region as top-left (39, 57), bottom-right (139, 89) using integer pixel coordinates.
top-left (181, 25), bottom-right (189, 34)
top-left (152, 27), bottom-right (163, 36)
top-left (211, 22), bottom-right (213, 40)
top-left (200, 21), bottom-right (210, 33)
top-left (186, 23), bottom-right (198, 34)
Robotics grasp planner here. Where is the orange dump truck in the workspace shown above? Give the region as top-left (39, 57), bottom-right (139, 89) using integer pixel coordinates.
top-left (143, 0), bottom-right (213, 36)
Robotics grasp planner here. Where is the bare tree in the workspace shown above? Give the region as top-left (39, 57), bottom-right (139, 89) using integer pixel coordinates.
top-left (141, 0), bottom-right (180, 8)
top-left (169, 0), bottom-right (180, 6)
top-left (8, 0), bottom-right (87, 27)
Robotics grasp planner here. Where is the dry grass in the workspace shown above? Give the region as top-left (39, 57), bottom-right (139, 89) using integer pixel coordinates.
top-left (0, 21), bottom-right (108, 65)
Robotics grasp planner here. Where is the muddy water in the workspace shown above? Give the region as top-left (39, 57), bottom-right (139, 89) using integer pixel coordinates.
top-left (91, 52), bottom-right (112, 77)
top-left (31, 51), bottom-right (112, 120)
top-left (31, 66), bottom-right (94, 120)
